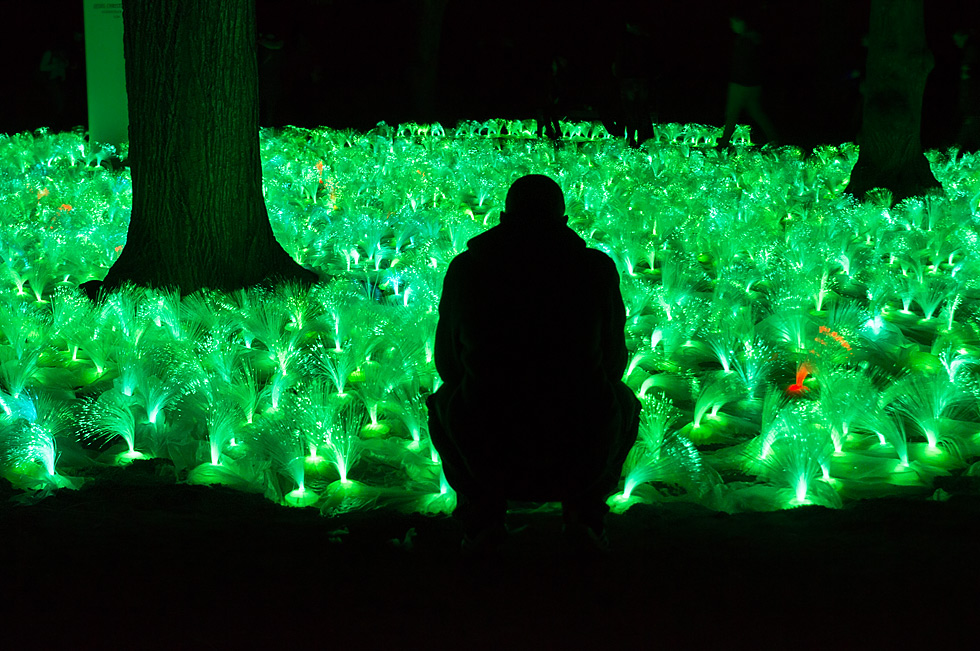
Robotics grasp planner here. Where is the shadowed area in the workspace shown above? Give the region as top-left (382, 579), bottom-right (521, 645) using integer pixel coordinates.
top-left (2, 461), bottom-right (978, 648)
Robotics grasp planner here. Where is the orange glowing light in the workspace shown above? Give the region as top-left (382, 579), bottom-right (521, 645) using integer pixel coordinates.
top-left (787, 361), bottom-right (813, 396)
top-left (817, 325), bottom-right (852, 351)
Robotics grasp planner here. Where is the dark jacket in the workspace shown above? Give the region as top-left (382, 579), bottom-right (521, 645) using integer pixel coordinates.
top-left (730, 31), bottom-right (765, 86)
top-left (429, 217), bottom-right (635, 500)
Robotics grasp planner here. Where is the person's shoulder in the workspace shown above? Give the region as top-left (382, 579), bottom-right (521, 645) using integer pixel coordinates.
top-left (445, 249), bottom-right (476, 277)
top-left (448, 248), bottom-right (475, 263)
top-left (584, 246), bottom-right (618, 273)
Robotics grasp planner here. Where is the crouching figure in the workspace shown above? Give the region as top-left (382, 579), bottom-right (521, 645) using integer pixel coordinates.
top-left (427, 174), bottom-right (640, 551)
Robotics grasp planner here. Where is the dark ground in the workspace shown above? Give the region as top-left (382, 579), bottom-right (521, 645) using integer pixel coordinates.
top-left (2, 462), bottom-right (979, 649)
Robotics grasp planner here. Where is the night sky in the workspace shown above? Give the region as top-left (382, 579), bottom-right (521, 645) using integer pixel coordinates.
top-left (2, 0), bottom-right (978, 148)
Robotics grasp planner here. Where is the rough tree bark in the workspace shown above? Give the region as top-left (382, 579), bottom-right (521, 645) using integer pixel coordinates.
top-left (87, 0), bottom-right (316, 297)
top-left (845, 0), bottom-right (941, 203)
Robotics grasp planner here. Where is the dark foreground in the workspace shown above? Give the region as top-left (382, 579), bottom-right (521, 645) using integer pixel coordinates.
top-left (2, 462), bottom-right (979, 650)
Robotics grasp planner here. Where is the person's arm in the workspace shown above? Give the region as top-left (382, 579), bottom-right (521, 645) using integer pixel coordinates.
top-left (433, 258), bottom-right (465, 389)
top-left (601, 257), bottom-right (629, 382)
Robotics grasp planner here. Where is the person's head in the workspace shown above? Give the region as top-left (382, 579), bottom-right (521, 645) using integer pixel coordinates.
top-left (501, 174), bottom-right (566, 228)
top-left (954, 29), bottom-right (974, 50)
top-left (730, 5), bottom-right (762, 35)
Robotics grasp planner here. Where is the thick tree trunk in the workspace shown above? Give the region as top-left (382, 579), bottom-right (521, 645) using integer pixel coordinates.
top-left (845, 0), bottom-right (941, 204)
top-left (91, 0), bottom-right (315, 296)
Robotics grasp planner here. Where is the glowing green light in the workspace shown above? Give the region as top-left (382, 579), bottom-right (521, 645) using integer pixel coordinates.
top-left (794, 474), bottom-right (808, 503)
top-left (3, 122), bottom-right (978, 516)
top-left (284, 487), bottom-right (319, 508)
top-left (115, 449), bottom-right (147, 465)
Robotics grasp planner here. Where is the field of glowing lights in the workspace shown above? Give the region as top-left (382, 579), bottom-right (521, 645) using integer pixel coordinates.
top-left (3, 120), bottom-right (980, 516)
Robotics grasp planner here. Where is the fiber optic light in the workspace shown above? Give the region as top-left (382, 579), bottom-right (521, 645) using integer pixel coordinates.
top-left (2, 123), bottom-right (980, 515)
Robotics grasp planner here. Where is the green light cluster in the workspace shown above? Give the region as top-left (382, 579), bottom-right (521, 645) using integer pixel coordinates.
top-left (2, 122), bottom-right (980, 515)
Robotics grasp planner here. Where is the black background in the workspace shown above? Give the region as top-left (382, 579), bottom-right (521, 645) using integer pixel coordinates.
top-left (2, 0), bottom-right (978, 148)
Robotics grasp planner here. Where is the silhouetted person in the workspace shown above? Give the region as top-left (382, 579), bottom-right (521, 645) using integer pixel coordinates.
top-left (427, 174), bottom-right (641, 552)
top-left (717, 12), bottom-right (778, 149)
top-left (39, 48), bottom-right (69, 129)
top-left (954, 28), bottom-right (980, 151)
top-left (613, 20), bottom-right (656, 147)
top-left (258, 33), bottom-right (285, 127)
top-left (536, 54), bottom-right (568, 141)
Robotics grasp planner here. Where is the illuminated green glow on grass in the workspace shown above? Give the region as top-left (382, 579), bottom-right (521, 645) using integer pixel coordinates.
top-left (284, 486), bottom-right (320, 508)
top-left (115, 449), bottom-right (147, 465)
top-left (2, 123), bottom-right (980, 514)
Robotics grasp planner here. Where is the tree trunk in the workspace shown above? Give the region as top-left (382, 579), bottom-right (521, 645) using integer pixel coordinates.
top-left (845, 0), bottom-right (941, 204)
top-left (90, 0), bottom-right (315, 296)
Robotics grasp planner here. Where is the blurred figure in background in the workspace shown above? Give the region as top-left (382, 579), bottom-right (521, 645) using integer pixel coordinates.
top-left (717, 11), bottom-right (778, 149)
top-left (612, 19), bottom-right (657, 147)
top-left (954, 28), bottom-right (980, 151)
